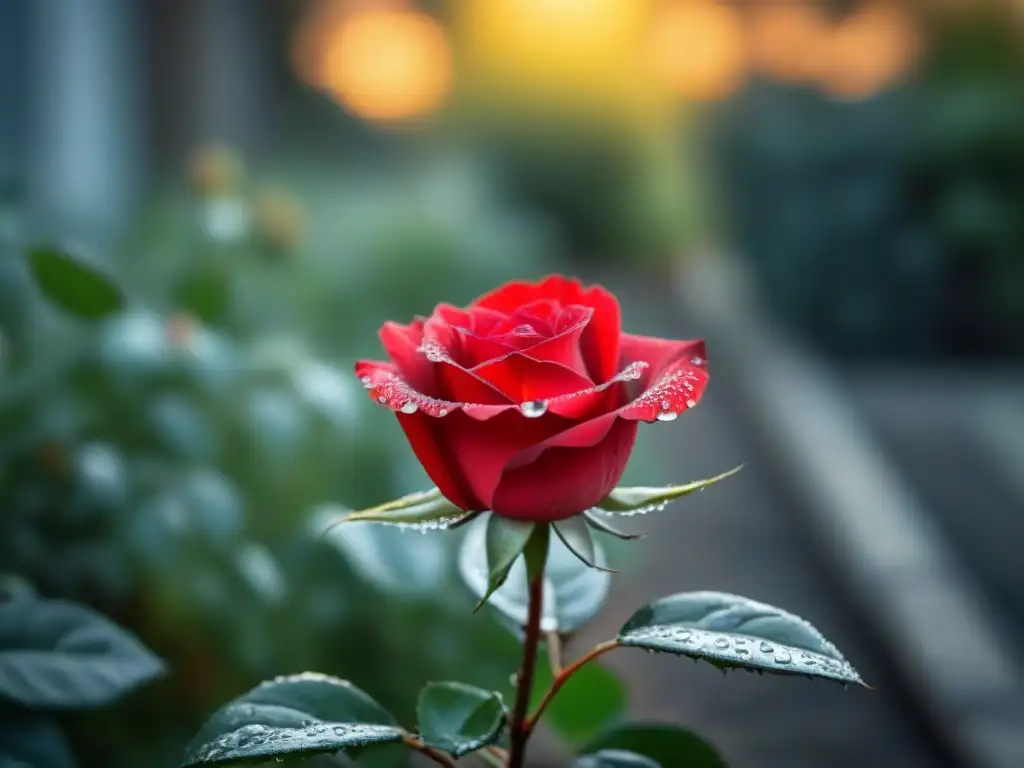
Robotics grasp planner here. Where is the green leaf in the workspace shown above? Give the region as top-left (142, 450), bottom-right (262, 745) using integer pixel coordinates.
top-left (617, 592), bottom-right (865, 685)
top-left (331, 488), bottom-right (479, 530)
top-left (477, 516), bottom-right (536, 610)
top-left (27, 246), bottom-right (124, 319)
top-left (180, 672), bottom-right (404, 767)
top-left (416, 682), bottom-right (506, 757)
top-left (553, 517), bottom-right (610, 571)
top-left (584, 724), bottom-right (727, 768)
top-left (0, 714), bottom-right (76, 768)
top-left (572, 750), bottom-right (661, 768)
top-left (522, 522), bottom-right (550, 583)
top-left (529, 655), bottom-right (625, 745)
top-left (0, 597), bottom-right (166, 709)
top-left (596, 466), bottom-right (743, 515)
top-left (459, 517), bottom-right (610, 634)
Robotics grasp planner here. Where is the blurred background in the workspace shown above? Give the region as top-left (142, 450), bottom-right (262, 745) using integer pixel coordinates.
top-left (0, 0), bottom-right (1022, 766)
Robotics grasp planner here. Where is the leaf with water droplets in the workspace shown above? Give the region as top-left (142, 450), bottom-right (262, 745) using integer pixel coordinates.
top-left (458, 517), bottom-right (610, 635)
top-left (475, 516), bottom-right (536, 611)
top-left (553, 517), bottom-right (610, 571)
top-left (617, 592), bottom-right (865, 686)
top-left (572, 750), bottom-right (662, 768)
top-left (416, 682), bottom-right (506, 757)
top-left (331, 487), bottom-right (479, 530)
top-left (596, 466), bottom-right (743, 516)
top-left (180, 672), bottom-right (403, 766)
top-left (583, 511), bottom-right (645, 541)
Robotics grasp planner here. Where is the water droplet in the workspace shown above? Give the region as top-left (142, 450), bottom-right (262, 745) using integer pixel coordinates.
top-left (660, 399), bottom-right (671, 409)
top-left (734, 637), bottom-right (748, 645)
top-left (736, 647), bottom-right (751, 657)
top-left (775, 650), bottom-right (792, 664)
top-left (759, 642), bottom-right (774, 653)
top-left (360, 375), bottom-right (371, 386)
top-left (377, 395), bottom-right (386, 404)
top-left (399, 401), bottom-right (418, 414)
top-left (714, 638), bottom-right (730, 649)
top-left (656, 410), bottom-right (678, 422)
top-left (512, 324), bottom-right (535, 336)
top-left (691, 357), bottom-right (704, 366)
top-left (438, 408), bottom-right (448, 416)
top-left (520, 400), bottom-right (548, 418)
top-left (685, 399), bottom-right (697, 409)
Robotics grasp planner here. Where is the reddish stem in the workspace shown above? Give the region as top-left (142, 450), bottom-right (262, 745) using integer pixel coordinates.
top-left (507, 575), bottom-right (545, 768)
top-left (525, 639), bottom-right (621, 734)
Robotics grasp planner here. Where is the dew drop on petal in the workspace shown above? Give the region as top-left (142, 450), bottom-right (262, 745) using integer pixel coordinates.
top-left (399, 401), bottom-right (419, 414)
top-left (377, 395), bottom-right (387, 404)
top-left (685, 399), bottom-right (697, 409)
top-left (512, 324), bottom-right (535, 336)
top-left (438, 408), bottom-right (448, 417)
top-left (692, 357), bottom-right (704, 366)
top-left (656, 410), bottom-right (678, 422)
top-left (520, 400), bottom-right (548, 418)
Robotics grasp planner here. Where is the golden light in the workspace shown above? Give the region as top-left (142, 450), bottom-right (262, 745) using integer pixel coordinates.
top-left (746, 3), bottom-right (832, 84)
top-left (456, 0), bottom-right (658, 121)
top-left (645, 0), bottom-right (748, 101)
top-left (293, 1), bottom-right (453, 124)
top-left (819, 2), bottom-right (920, 100)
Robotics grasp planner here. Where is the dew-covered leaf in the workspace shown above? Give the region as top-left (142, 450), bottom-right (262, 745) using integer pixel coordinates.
top-left (180, 672), bottom-right (403, 767)
top-left (617, 592), bottom-right (865, 685)
top-left (572, 750), bottom-right (661, 768)
top-left (596, 466), bottom-right (742, 516)
top-left (476, 516), bottom-right (535, 610)
top-left (331, 488), bottom-right (478, 530)
top-left (27, 246), bottom-right (124, 319)
top-left (459, 517), bottom-right (610, 635)
top-left (416, 682), bottom-right (506, 757)
top-left (0, 597), bottom-right (166, 709)
top-left (584, 724), bottom-right (727, 768)
top-left (0, 713), bottom-right (76, 768)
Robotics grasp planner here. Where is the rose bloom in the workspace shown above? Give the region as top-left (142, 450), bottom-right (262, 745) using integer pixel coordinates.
top-left (356, 276), bottom-right (708, 522)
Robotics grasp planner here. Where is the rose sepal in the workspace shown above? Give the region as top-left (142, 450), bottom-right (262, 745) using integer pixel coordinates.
top-left (594, 466), bottom-right (744, 516)
top-left (329, 487), bottom-right (481, 530)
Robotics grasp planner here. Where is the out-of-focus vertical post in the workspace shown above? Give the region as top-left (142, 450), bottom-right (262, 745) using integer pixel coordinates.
top-left (26, 0), bottom-right (145, 249)
top-left (0, 0), bottom-right (31, 195)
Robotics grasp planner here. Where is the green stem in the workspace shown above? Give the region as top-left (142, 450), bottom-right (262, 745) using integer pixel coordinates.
top-left (507, 574), bottom-right (545, 768)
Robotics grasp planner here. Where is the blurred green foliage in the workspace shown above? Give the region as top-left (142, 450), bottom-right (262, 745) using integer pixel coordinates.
top-left (0, 153), bottom-right (563, 767)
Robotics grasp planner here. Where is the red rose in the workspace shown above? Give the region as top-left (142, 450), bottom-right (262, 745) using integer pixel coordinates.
top-left (355, 276), bottom-right (708, 522)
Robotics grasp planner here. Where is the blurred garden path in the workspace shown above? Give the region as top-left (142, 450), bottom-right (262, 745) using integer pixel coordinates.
top-left (539, 268), bottom-right (951, 768)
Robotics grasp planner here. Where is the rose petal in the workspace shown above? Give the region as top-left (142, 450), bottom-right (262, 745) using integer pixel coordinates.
top-left (619, 334), bottom-right (707, 387)
top-left (416, 340), bottom-right (512, 405)
top-left (473, 353), bottom-right (594, 403)
top-left (617, 357), bottom-right (709, 422)
top-left (393, 412), bottom-right (481, 511)
top-left (544, 360), bottom-right (648, 419)
top-left (355, 361), bottom-right (514, 420)
top-left (492, 416), bottom-right (639, 520)
top-left (379, 320), bottom-right (435, 394)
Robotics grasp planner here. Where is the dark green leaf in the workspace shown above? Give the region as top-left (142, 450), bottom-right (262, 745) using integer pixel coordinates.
top-left (618, 592), bottom-right (865, 685)
top-left (459, 518), bottom-right (610, 634)
top-left (181, 672), bottom-right (403, 767)
top-left (27, 247), bottom-right (123, 319)
top-left (476, 516), bottom-right (535, 610)
top-left (529, 655), bottom-right (625, 744)
top-left (0, 713), bottom-right (76, 768)
top-left (416, 682), bottom-right (506, 757)
top-left (522, 522), bottom-right (550, 583)
top-left (331, 488), bottom-right (478, 530)
top-left (572, 750), bottom-right (661, 768)
top-left (0, 597), bottom-right (166, 709)
top-left (584, 724), bottom-right (727, 768)
top-left (596, 467), bottom-right (742, 515)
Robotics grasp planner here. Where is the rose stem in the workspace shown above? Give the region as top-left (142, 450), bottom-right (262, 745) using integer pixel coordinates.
top-left (525, 639), bottom-right (621, 734)
top-left (507, 574), bottom-right (545, 768)
top-left (401, 734), bottom-right (457, 767)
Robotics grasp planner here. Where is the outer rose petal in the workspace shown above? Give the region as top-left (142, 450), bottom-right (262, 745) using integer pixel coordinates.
top-left (617, 357), bottom-right (709, 422)
top-left (492, 416), bottom-right (638, 520)
top-left (619, 334), bottom-right (706, 387)
top-left (394, 412), bottom-right (481, 511)
top-left (379, 320), bottom-right (434, 394)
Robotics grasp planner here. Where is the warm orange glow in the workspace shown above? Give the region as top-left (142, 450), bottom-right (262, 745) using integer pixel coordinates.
top-left (747, 4), bottom-right (832, 83)
top-left (293, 2), bottom-right (453, 124)
top-left (456, 0), bottom-right (658, 119)
top-left (820, 2), bottom-right (919, 100)
top-left (646, 1), bottom-right (747, 101)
